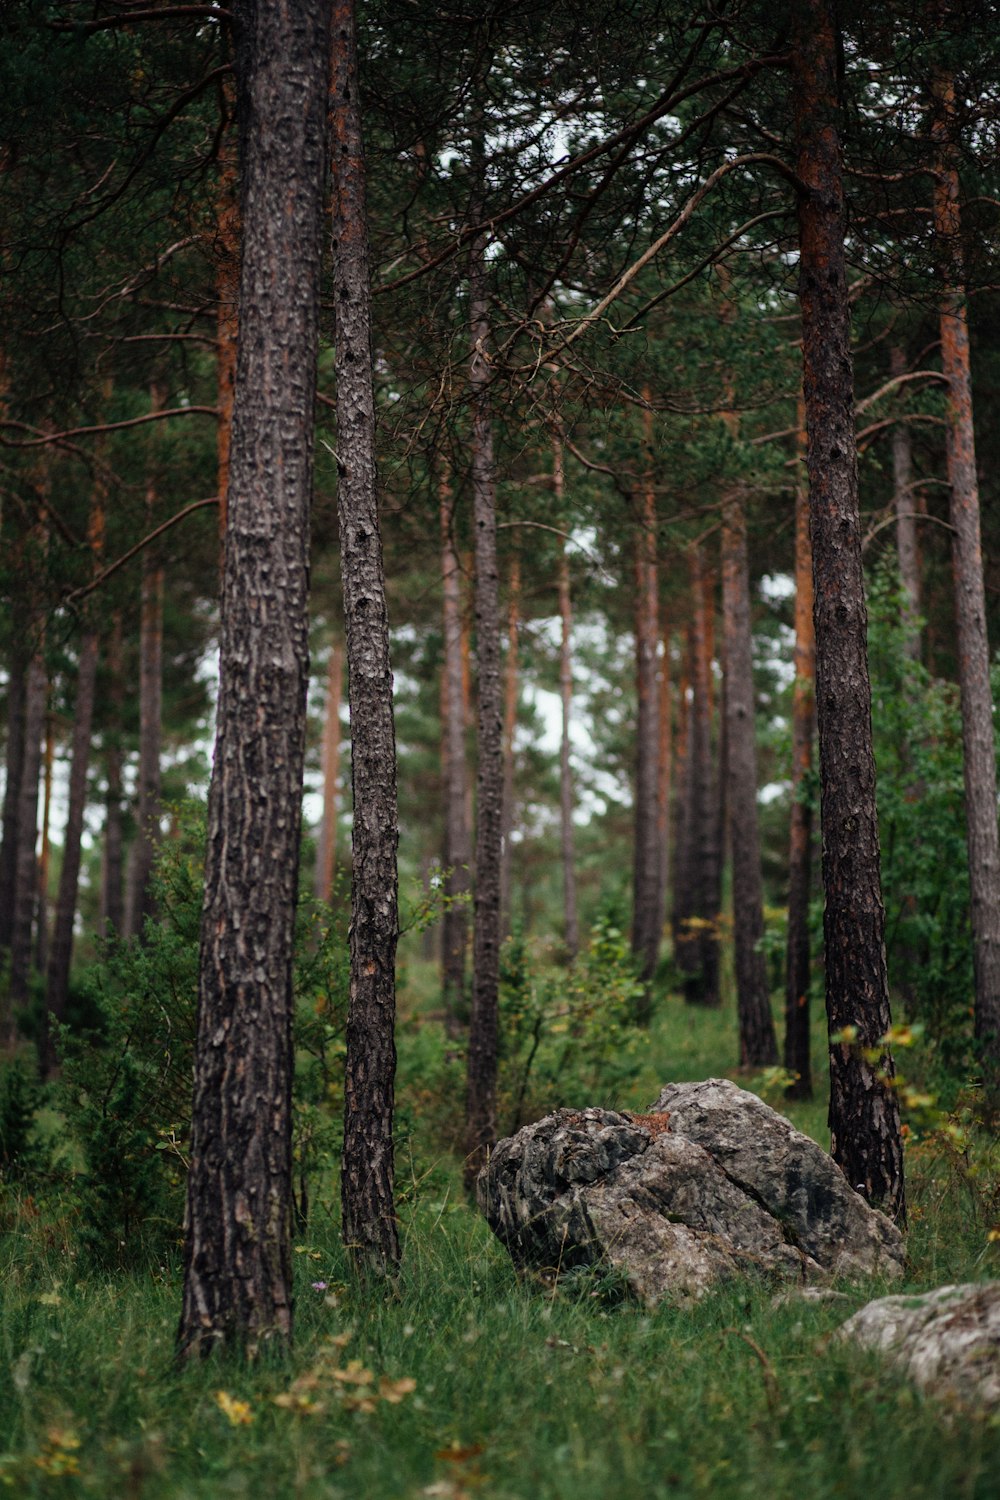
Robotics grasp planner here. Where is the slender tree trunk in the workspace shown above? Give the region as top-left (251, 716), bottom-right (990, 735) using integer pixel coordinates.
top-left (631, 402), bottom-right (661, 996)
top-left (656, 620), bottom-right (673, 947)
top-left (932, 72), bottom-right (1000, 1088)
top-left (785, 405), bottom-right (815, 1099)
top-left (671, 644), bottom-right (693, 957)
top-left (34, 706), bottom-right (54, 975)
top-left (314, 640), bottom-right (343, 905)
top-left (0, 648), bottom-right (26, 957)
top-left (556, 505), bottom-right (579, 958)
top-left (44, 464), bottom-right (107, 1071)
top-left (178, 0), bottom-right (331, 1358)
top-left (464, 204), bottom-right (504, 1192)
top-left (101, 610), bottom-right (126, 938)
top-left (440, 467), bottom-right (470, 1033)
top-left (126, 380), bottom-right (166, 939)
top-left (890, 346), bottom-right (921, 662)
top-left (9, 649), bottom-right (46, 1027)
top-left (500, 553), bottom-right (520, 934)
top-left (679, 547), bottom-right (721, 1007)
top-left (722, 495), bottom-right (778, 1066)
top-left (794, 0), bottom-right (904, 1219)
top-left (331, 0), bottom-right (401, 1277)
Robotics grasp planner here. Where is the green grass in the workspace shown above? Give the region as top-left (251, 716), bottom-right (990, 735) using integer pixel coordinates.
top-left (2, 978), bottom-right (998, 1499)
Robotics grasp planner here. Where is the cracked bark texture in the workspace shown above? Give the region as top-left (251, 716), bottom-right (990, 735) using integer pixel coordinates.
top-left (332, 0), bottom-right (401, 1277)
top-left (440, 465), bottom-right (471, 1032)
top-left (178, 0), bottom-right (331, 1357)
top-left (793, 0), bottom-right (904, 1220)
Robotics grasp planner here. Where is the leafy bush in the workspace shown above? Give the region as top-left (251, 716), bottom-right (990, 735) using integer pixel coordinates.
top-left (498, 916), bottom-right (645, 1134)
top-left (59, 801), bottom-right (349, 1267)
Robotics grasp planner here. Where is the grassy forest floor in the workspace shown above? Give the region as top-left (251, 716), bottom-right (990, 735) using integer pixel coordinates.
top-left (2, 961), bottom-right (999, 1500)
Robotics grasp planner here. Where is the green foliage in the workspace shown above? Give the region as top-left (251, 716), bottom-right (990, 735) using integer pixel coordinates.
top-left (58, 802), bottom-right (349, 1267)
top-left (0, 1058), bottom-right (43, 1183)
top-left (498, 916), bottom-right (645, 1134)
top-left (867, 566), bottom-right (982, 1097)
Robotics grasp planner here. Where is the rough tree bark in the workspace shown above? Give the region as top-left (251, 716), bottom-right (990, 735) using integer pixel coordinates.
top-left (0, 648), bottom-right (26, 960)
top-left (464, 201), bottom-right (504, 1192)
top-left (631, 401), bottom-right (662, 998)
top-left (793, 0), bottom-right (905, 1219)
top-left (784, 406), bottom-right (815, 1099)
top-left (9, 582), bottom-right (47, 1027)
top-left (932, 70), bottom-right (1000, 1086)
top-left (332, 0), bottom-right (401, 1276)
top-left (178, 0), bottom-right (331, 1357)
top-left (314, 639), bottom-right (343, 905)
top-left (440, 465), bottom-right (471, 1032)
top-left (722, 494), bottom-right (778, 1066)
top-left (656, 620), bottom-right (672, 948)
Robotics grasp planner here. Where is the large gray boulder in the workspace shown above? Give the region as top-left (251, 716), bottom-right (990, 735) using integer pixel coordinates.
top-left (838, 1282), bottom-right (1000, 1413)
top-left (478, 1078), bottom-right (905, 1304)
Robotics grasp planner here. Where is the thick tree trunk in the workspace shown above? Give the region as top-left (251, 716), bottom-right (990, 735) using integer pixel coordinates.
top-left (178, 0), bottom-right (331, 1358)
top-left (126, 381), bottom-right (166, 939)
top-left (556, 510), bottom-right (579, 959)
top-left (784, 408), bottom-right (815, 1099)
top-left (440, 467), bottom-right (470, 1032)
top-left (216, 130), bottom-right (239, 544)
top-left (464, 210), bottom-right (504, 1191)
top-left (722, 495), bottom-right (778, 1066)
top-left (890, 346), bottom-right (921, 662)
top-left (794, 0), bottom-right (904, 1219)
top-left (101, 610), bottom-right (126, 938)
top-left (314, 640), bottom-right (343, 905)
top-left (331, 0), bottom-right (401, 1277)
top-left (932, 74), bottom-right (1000, 1088)
top-left (631, 405), bottom-right (662, 996)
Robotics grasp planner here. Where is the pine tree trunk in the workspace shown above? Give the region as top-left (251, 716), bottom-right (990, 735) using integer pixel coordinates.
top-left (784, 406), bottom-right (815, 1099)
top-left (101, 610), bottom-right (126, 938)
top-left (890, 346), bottom-right (921, 662)
top-left (671, 646), bottom-right (693, 957)
top-left (314, 641), bottom-right (343, 905)
top-left (464, 207), bottom-right (504, 1191)
top-left (178, 0), bottom-right (331, 1358)
top-left (631, 406), bottom-right (662, 997)
top-left (932, 72), bottom-right (1000, 1089)
top-left (440, 467), bottom-right (470, 1033)
top-left (9, 649), bottom-right (46, 1025)
top-left (722, 495), bottom-right (778, 1066)
top-left (794, 0), bottom-right (904, 1219)
top-left (126, 381), bottom-right (166, 939)
top-left (331, 0), bottom-right (401, 1277)
top-left (657, 621), bottom-right (672, 947)
top-left (44, 482), bottom-right (106, 1071)
top-left (0, 648), bottom-right (26, 957)
top-left (500, 553), bottom-right (520, 934)
top-left (557, 516), bottom-right (579, 960)
top-left (34, 707), bottom-right (53, 976)
top-left (216, 128), bottom-right (239, 545)
top-left (680, 547), bottom-right (721, 1007)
